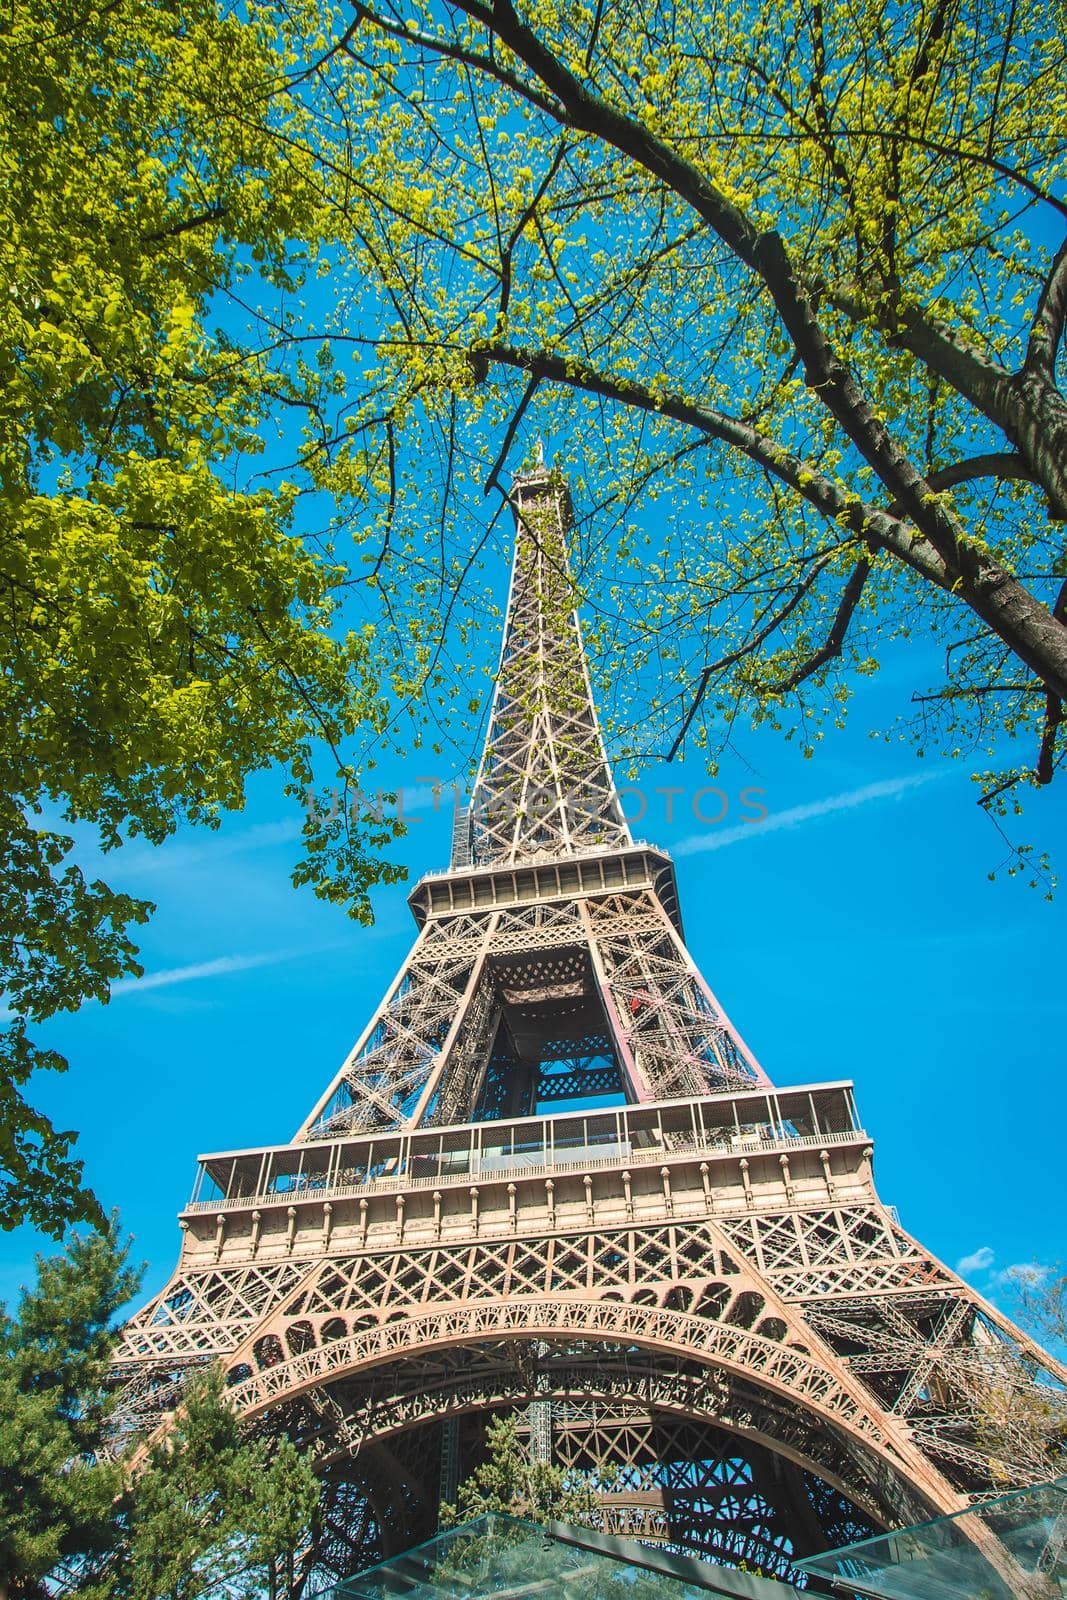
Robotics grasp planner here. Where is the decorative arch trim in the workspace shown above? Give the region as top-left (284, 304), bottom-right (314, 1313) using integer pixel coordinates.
top-left (225, 1294), bottom-right (957, 1519)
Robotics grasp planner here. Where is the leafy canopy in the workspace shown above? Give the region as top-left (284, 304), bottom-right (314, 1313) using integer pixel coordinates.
top-left (0, 0), bottom-right (403, 1237)
top-left (5, 0), bottom-right (1066, 1232)
top-left (266, 0), bottom-right (1067, 882)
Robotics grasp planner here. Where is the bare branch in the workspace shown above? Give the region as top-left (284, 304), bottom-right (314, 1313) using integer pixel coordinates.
top-left (474, 338), bottom-right (1067, 700)
top-left (1036, 692), bottom-right (1063, 784)
top-left (483, 374), bottom-right (540, 496)
top-left (885, 451), bottom-right (1036, 514)
top-left (665, 549), bottom-right (843, 759)
top-left (764, 557), bottom-right (873, 693)
top-left (1037, 578), bottom-right (1067, 783)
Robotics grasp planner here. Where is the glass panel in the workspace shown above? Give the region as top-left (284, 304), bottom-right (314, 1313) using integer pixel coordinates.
top-left (795, 1478), bottom-right (1067, 1599)
top-left (329, 1514), bottom-right (773, 1600)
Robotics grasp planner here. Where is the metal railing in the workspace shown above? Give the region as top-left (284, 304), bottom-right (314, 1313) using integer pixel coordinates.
top-left (184, 1125), bottom-right (868, 1215)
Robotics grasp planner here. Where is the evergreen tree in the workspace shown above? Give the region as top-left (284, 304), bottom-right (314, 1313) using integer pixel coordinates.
top-left (0, 1228), bottom-right (318, 1600)
top-left (0, 1225), bottom-right (139, 1600)
top-left (101, 1369), bottom-right (319, 1600)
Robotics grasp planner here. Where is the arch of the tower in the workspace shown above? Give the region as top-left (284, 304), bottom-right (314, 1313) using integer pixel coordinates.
top-left (280, 1391), bottom-right (882, 1584)
top-left (223, 1298), bottom-right (956, 1582)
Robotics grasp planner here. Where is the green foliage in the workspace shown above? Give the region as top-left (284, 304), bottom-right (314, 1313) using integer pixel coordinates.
top-left (441, 1414), bottom-right (600, 1528)
top-left (0, 0), bottom-right (404, 1236)
top-left (0, 1225), bottom-right (318, 1600)
top-left (266, 0), bottom-right (1066, 882)
top-left (0, 1223), bottom-right (140, 1600)
top-left (5, 0), bottom-right (1065, 1234)
top-left (101, 1369), bottom-right (319, 1600)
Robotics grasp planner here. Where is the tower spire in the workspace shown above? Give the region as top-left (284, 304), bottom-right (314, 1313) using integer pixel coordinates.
top-left (463, 468), bottom-right (630, 867)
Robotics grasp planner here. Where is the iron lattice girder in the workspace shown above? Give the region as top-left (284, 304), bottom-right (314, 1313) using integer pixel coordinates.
top-left (114, 1127), bottom-right (902, 1367)
top-left (112, 468), bottom-right (1067, 1584)
top-left (544, 1405), bottom-right (859, 1570)
top-left (116, 1176), bottom-right (1067, 1503)
top-left (464, 471), bottom-right (631, 868)
top-left (535, 1060), bottom-right (622, 1102)
top-left (251, 1335), bottom-right (910, 1535)
top-left (380, 1401), bottom-right (864, 1578)
top-left (302, 880), bottom-right (767, 1140)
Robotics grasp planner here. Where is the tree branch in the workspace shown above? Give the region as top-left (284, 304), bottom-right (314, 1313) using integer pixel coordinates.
top-left (826, 282), bottom-right (1067, 518)
top-left (1037, 578), bottom-right (1067, 783)
top-left (885, 451), bottom-right (1035, 514)
top-left (475, 339), bottom-right (953, 586)
top-left (1026, 235), bottom-right (1067, 381)
top-left (453, 0), bottom-right (999, 573)
top-left (666, 549), bottom-right (843, 759)
top-left (350, 0), bottom-right (563, 118)
top-left (142, 206), bottom-right (226, 244)
top-left (825, 280), bottom-right (1013, 409)
top-left (764, 557), bottom-right (873, 693)
top-left (1036, 692), bottom-right (1063, 784)
top-left (483, 373), bottom-right (539, 496)
top-left (345, 0), bottom-right (1067, 705)
top-left (473, 338), bottom-right (1067, 699)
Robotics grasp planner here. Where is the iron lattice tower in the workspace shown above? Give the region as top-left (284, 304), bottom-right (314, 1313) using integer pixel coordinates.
top-left (112, 467), bottom-right (1066, 1591)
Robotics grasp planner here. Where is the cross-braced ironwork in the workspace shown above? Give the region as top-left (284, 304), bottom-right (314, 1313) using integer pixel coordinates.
top-left (112, 465), bottom-right (1067, 1595)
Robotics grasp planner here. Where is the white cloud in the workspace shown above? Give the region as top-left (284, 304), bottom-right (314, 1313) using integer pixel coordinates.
top-left (119, 778), bottom-right (463, 878)
top-left (1, 945), bottom-right (330, 1022)
top-left (111, 949), bottom-right (300, 997)
top-left (674, 769), bottom-right (947, 856)
top-left (989, 1261), bottom-right (1053, 1294)
top-left (956, 1245), bottom-right (996, 1277)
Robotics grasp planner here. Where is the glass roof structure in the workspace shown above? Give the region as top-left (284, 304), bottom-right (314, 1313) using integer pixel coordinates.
top-left (796, 1478), bottom-right (1067, 1599)
top-left (329, 1514), bottom-right (796, 1600)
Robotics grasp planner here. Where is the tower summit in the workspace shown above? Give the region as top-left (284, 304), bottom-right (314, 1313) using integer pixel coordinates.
top-left (300, 467), bottom-right (766, 1144)
top-left (112, 465), bottom-right (1066, 1589)
top-left (464, 463), bottom-right (632, 865)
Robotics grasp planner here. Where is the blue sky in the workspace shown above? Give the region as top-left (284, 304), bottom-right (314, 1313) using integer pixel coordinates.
top-left (2, 609), bottom-right (1064, 1321)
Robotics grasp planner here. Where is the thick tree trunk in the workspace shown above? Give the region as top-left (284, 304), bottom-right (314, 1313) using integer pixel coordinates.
top-left (1000, 373), bottom-right (1067, 521)
top-left (953, 549), bottom-right (1067, 702)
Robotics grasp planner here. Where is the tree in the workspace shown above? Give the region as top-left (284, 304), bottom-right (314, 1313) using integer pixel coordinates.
top-left (100, 1369), bottom-right (319, 1600)
top-left (441, 1413), bottom-right (600, 1528)
top-left (0, 1225), bottom-right (319, 1600)
top-left (0, 1224), bottom-right (140, 1600)
top-left (967, 1267), bottom-right (1067, 1487)
top-left (1007, 1265), bottom-right (1067, 1361)
top-left (0, 0), bottom-right (404, 1236)
top-left (266, 0), bottom-right (1067, 880)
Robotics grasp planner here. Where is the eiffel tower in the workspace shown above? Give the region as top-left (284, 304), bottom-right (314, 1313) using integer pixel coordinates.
top-left (112, 462), bottom-right (1066, 1590)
